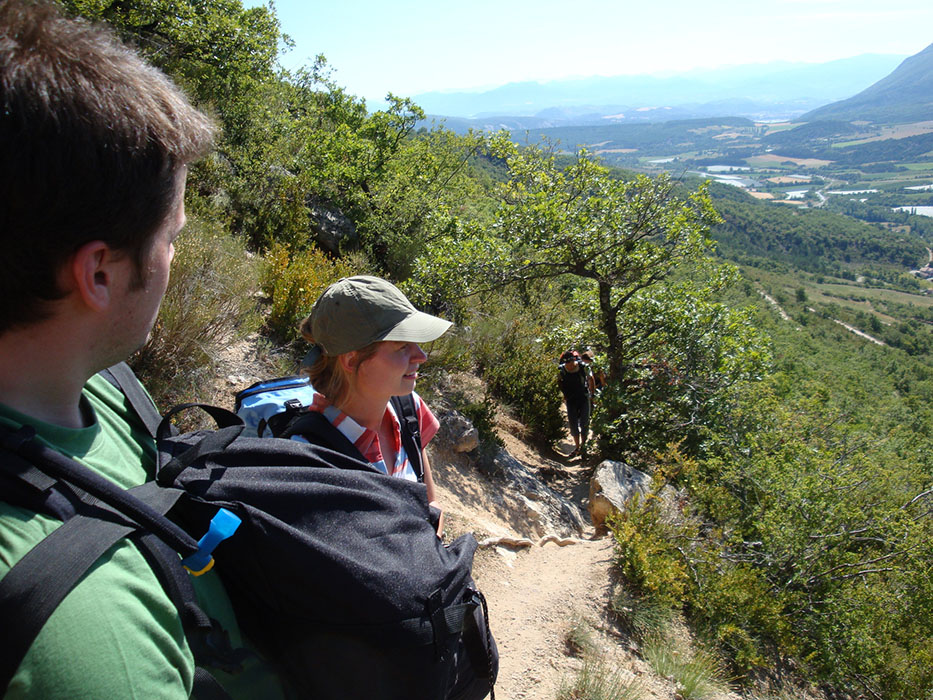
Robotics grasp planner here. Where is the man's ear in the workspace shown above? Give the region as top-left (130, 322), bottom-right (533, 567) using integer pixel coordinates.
top-left (67, 240), bottom-right (117, 312)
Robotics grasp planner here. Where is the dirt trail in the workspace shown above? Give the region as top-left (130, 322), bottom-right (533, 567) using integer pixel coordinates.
top-left (475, 536), bottom-right (615, 698)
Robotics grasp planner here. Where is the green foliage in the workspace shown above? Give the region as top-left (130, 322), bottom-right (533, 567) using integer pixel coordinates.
top-left (406, 219), bottom-right (506, 318)
top-left (132, 217), bottom-right (261, 408)
top-left (610, 586), bottom-right (672, 641)
top-left (642, 635), bottom-right (726, 700)
top-left (608, 495), bottom-right (690, 609)
top-left (618, 305), bottom-right (933, 696)
top-left (354, 128), bottom-right (490, 279)
top-left (710, 182), bottom-right (927, 273)
top-left (593, 274), bottom-right (770, 456)
top-left (260, 242), bottom-right (359, 343)
top-left (467, 305), bottom-right (566, 445)
top-left (557, 657), bottom-right (644, 700)
top-left (415, 139), bottom-right (767, 457)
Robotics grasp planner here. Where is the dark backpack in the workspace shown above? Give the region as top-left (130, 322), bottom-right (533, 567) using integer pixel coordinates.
top-left (1, 364), bottom-right (497, 700)
top-left (558, 365), bottom-right (589, 401)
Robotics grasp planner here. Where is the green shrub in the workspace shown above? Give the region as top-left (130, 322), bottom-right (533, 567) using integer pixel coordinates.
top-left (132, 217), bottom-right (261, 408)
top-left (642, 634), bottom-right (726, 700)
top-left (557, 656), bottom-right (643, 700)
top-left (260, 242), bottom-right (358, 343)
top-left (692, 564), bottom-right (791, 676)
top-left (468, 309), bottom-right (565, 445)
top-left (608, 497), bottom-right (690, 609)
top-left (610, 586), bottom-right (672, 641)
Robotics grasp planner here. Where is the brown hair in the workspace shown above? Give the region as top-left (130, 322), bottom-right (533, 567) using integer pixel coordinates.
top-left (299, 316), bottom-right (381, 407)
top-left (0, 0), bottom-right (216, 333)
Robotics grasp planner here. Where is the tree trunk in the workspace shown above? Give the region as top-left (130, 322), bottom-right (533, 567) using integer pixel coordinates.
top-left (597, 280), bottom-right (623, 380)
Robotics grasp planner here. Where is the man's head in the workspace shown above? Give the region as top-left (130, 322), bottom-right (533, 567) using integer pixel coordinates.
top-left (560, 350), bottom-right (581, 365)
top-left (0, 0), bottom-right (215, 334)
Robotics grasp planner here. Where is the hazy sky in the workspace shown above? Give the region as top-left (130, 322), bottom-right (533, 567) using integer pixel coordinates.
top-left (246, 0), bottom-right (932, 101)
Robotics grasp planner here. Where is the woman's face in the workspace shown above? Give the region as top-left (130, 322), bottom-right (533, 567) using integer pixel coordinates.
top-left (350, 341), bottom-right (428, 402)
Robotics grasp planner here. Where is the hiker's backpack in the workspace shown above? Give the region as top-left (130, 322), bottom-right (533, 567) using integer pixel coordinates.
top-left (558, 364), bottom-right (589, 401)
top-left (233, 375), bottom-right (317, 438)
top-left (235, 376), bottom-right (426, 482)
top-left (0, 363), bottom-right (497, 700)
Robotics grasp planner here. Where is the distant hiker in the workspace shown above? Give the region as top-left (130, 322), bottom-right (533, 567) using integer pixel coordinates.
top-left (0, 1), bottom-right (285, 696)
top-left (558, 350), bottom-right (595, 457)
top-left (581, 350), bottom-right (607, 396)
top-left (298, 276), bottom-right (451, 534)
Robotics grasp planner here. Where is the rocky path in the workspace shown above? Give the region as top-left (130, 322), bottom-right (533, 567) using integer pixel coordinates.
top-left (475, 536), bottom-right (615, 699)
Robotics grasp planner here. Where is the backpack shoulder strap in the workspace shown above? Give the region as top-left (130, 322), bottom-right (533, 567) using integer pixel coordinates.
top-left (281, 410), bottom-right (369, 463)
top-left (0, 491), bottom-right (145, 691)
top-left (390, 394), bottom-right (423, 483)
top-left (0, 430), bottom-right (235, 698)
top-left (98, 362), bottom-right (162, 438)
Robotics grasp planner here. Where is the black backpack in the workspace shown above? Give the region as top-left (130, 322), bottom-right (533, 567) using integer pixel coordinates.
top-left (0, 363), bottom-right (497, 700)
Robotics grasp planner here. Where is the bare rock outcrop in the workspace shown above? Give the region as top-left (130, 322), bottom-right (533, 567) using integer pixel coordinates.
top-left (309, 204), bottom-right (357, 254)
top-left (435, 410), bottom-right (480, 453)
top-left (431, 410), bottom-right (587, 538)
top-left (588, 460), bottom-right (653, 533)
top-left (488, 449), bottom-right (587, 537)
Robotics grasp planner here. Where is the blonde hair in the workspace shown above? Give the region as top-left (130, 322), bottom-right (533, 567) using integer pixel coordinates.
top-left (299, 316), bottom-right (380, 406)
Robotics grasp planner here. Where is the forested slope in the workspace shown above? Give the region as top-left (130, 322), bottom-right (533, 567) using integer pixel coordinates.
top-left (708, 182), bottom-right (928, 272)
top-left (60, 1), bottom-right (933, 697)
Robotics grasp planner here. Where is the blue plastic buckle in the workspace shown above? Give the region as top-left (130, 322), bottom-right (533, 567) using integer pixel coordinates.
top-left (182, 508), bottom-right (241, 576)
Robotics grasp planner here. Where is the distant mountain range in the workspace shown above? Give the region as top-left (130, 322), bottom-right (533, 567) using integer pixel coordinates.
top-left (802, 43), bottom-right (933, 124)
top-left (413, 54), bottom-right (906, 130)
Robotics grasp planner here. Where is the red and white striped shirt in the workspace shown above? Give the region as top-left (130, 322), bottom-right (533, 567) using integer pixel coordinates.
top-left (302, 391), bottom-right (438, 481)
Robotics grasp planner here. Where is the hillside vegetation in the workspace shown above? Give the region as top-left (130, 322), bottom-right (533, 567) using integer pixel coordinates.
top-left (70, 1), bottom-right (933, 697)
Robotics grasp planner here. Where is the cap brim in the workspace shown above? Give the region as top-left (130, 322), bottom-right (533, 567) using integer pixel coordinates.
top-left (379, 311), bottom-right (452, 344)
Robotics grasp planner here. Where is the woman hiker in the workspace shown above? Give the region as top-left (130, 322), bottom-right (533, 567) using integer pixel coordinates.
top-left (298, 275), bottom-right (451, 533)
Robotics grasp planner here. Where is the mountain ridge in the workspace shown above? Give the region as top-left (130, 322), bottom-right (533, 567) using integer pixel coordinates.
top-left (801, 43), bottom-right (933, 123)
top-left (409, 54), bottom-right (905, 125)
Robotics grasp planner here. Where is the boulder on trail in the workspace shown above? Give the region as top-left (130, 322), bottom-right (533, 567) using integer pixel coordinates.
top-left (588, 460), bottom-right (653, 533)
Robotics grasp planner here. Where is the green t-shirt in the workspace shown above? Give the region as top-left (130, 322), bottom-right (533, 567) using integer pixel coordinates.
top-left (0, 374), bottom-right (287, 699)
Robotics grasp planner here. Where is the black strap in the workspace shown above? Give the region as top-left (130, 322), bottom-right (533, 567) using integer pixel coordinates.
top-left (154, 404), bottom-right (245, 486)
top-left (476, 590), bottom-right (497, 690)
top-left (0, 449), bottom-right (238, 698)
top-left (0, 376), bottom-right (241, 697)
top-left (280, 411), bottom-right (374, 466)
top-left (0, 499), bottom-right (142, 691)
top-left (0, 426), bottom-right (197, 556)
top-left (390, 394), bottom-right (423, 482)
top-left (262, 399), bottom-right (307, 438)
top-left (99, 362), bottom-right (163, 438)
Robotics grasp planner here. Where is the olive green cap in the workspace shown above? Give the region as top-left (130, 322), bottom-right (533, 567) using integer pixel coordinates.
top-left (309, 276), bottom-right (452, 356)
